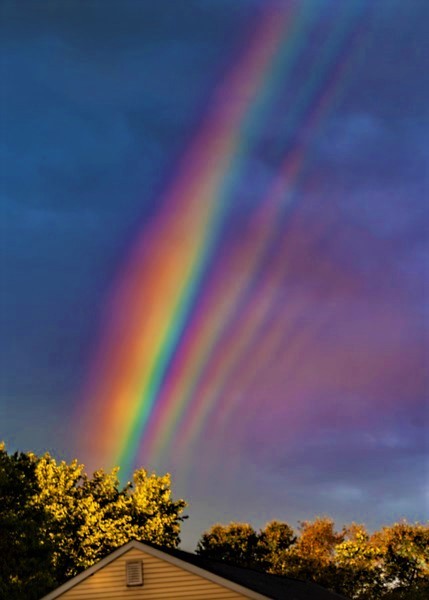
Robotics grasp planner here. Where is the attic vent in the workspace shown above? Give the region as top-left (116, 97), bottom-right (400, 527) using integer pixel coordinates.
top-left (126, 560), bottom-right (143, 587)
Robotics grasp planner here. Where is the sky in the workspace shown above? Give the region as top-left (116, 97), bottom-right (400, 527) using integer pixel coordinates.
top-left (1, 0), bottom-right (428, 549)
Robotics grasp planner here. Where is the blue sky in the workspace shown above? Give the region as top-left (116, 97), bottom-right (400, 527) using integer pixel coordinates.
top-left (1, 0), bottom-right (428, 548)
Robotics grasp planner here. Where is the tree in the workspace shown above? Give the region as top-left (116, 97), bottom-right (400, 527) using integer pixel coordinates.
top-left (256, 520), bottom-right (296, 573)
top-left (196, 521), bottom-right (296, 572)
top-left (282, 517), bottom-right (344, 589)
top-left (196, 522), bottom-right (260, 569)
top-left (196, 517), bottom-right (429, 600)
top-left (33, 454), bottom-right (186, 578)
top-left (294, 517), bottom-right (344, 567)
top-left (335, 521), bottom-right (429, 600)
top-left (195, 518), bottom-right (342, 579)
top-left (0, 443), bottom-right (187, 598)
top-left (0, 443), bottom-right (55, 600)
top-left (334, 524), bottom-right (384, 599)
top-left (371, 521), bottom-right (429, 599)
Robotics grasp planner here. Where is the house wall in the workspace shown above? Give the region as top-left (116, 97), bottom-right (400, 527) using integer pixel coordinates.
top-left (56, 547), bottom-right (251, 599)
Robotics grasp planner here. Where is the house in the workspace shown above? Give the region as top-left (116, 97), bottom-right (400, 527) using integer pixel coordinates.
top-left (40, 540), bottom-right (349, 600)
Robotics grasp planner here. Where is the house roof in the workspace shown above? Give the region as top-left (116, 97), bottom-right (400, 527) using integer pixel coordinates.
top-left (40, 539), bottom-right (349, 600)
top-left (156, 543), bottom-right (349, 600)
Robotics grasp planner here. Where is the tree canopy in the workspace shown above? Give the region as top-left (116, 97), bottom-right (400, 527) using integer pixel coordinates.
top-left (2, 442), bottom-right (427, 600)
top-left (197, 518), bottom-right (429, 600)
top-left (0, 443), bottom-right (187, 600)
top-left (197, 522), bottom-right (260, 569)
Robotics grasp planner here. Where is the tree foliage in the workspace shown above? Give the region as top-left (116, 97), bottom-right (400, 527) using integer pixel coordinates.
top-left (0, 443), bottom-right (55, 600)
top-left (372, 522), bottom-right (429, 599)
top-left (257, 520), bottom-right (296, 572)
top-left (0, 443), bottom-right (186, 599)
top-left (196, 517), bottom-right (429, 600)
top-left (196, 522), bottom-right (259, 569)
top-left (2, 441), bottom-right (427, 600)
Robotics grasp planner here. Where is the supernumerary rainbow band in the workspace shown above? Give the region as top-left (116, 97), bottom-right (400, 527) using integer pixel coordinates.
top-left (80, 0), bottom-right (375, 479)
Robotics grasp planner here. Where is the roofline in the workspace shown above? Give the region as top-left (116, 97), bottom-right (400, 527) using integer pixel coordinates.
top-left (39, 540), bottom-right (272, 600)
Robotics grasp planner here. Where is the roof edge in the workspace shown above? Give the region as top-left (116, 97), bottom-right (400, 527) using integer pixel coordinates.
top-left (39, 539), bottom-right (272, 600)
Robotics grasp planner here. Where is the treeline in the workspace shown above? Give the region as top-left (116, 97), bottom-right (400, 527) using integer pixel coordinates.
top-left (0, 443), bottom-right (186, 600)
top-left (1, 444), bottom-right (427, 600)
top-left (196, 520), bottom-right (429, 600)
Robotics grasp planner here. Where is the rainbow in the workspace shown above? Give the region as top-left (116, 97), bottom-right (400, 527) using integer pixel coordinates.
top-left (81, 0), bottom-right (374, 479)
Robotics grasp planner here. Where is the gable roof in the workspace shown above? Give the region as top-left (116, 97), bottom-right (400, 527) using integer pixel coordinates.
top-left (40, 539), bottom-right (349, 600)
top-left (158, 544), bottom-right (349, 600)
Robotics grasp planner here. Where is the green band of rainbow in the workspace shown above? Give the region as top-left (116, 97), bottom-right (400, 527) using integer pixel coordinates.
top-left (80, 0), bottom-right (386, 480)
